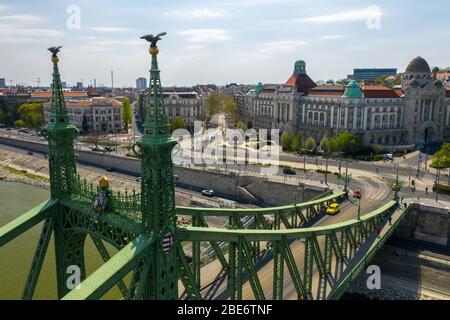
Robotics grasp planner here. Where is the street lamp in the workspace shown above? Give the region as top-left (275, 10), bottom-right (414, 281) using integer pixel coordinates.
top-left (394, 163), bottom-right (400, 202)
top-left (344, 160), bottom-right (350, 192)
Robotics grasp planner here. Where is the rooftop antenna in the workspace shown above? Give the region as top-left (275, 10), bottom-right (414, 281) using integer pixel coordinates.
top-left (111, 70), bottom-right (114, 89)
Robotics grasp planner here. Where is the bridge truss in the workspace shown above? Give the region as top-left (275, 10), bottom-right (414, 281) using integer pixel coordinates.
top-left (0, 37), bottom-right (410, 300)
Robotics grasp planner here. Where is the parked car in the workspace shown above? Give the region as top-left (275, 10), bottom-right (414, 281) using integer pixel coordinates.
top-left (27, 151), bottom-right (34, 155)
top-left (106, 167), bottom-right (114, 172)
top-left (282, 168), bottom-right (296, 175)
top-left (202, 189), bottom-right (215, 197)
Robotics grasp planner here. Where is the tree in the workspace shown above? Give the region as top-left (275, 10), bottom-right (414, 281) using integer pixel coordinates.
top-left (430, 143), bottom-right (450, 169)
top-left (122, 98), bottom-right (132, 132)
top-left (17, 103), bottom-right (45, 129)
top-left (204, 91), bottom-right (239, 125)
top-left (0, 108), bottom-right (10, 124)
top-left (320, 136), bottom-right (330, 155)
top-left (14, 119), bottom-right (25, 127)
top-left (291, 135), bottom-right (302, 153)
top-left (236, 121), bottom-right (247, 131)
top-left (329, 131), bottom-right (362, 155)
top-left (280, 132), bottom-right (292, 151)
top-left (304, 137), bottom-right (316, 152)
top-left (171, 117), bottom-right (187, 132)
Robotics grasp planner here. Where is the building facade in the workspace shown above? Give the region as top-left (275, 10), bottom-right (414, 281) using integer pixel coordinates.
top-left (352, 68), bottom-right (397, 81)
top-left (44, 97), bottom-right (124, 134)
top-left (245, 57), bottom-right (450, 147)
top-left (138, 88), bottom-right (205, 132)
top-left (136, 77), bottom-right (147, 91)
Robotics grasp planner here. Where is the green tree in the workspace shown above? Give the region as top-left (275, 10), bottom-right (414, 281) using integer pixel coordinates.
top-left (17, 103), bottom-right (45, 129)
top-left (320, 136), bottom-right (330, 155)
top-left (280, 132), bottom-right (292, 151)
top-left (330, 131), bottom-right (363, 155)
top-left (204, 91), bottom-right (239, 125)
top-left (304, 137), bottom-right (316, 152)
top-left (291, 135), bottom-right (303, 153)
top-left (14, 119), bottom-right (25, 127)
top-left (430, 143), bottom-right (450, 169)
top-left (122, 98), bottom-right (132, 132)
top-left (236, 121), bottom-right (247, 131)
top-left (0, 108), bottom-right (10, 124)
top-left (171, 116), bottom-right (187, 132)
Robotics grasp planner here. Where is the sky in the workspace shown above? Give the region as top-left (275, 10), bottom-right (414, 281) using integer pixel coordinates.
top-left (0, 0), bottom-right (449, 88)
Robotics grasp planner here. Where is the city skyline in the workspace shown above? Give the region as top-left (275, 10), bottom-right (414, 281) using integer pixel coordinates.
top-left (1, 0), bottom-right (450, 87)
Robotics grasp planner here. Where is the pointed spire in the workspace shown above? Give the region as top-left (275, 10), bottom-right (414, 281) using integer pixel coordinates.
top-left (141, 33), bottom-right (170, 142)
top-left (47, 46), bottom-right (68, 127)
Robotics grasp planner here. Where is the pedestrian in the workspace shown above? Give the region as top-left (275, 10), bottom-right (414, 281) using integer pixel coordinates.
top-left (389, 216), bottom-right (392, 225)
top-left (376, 227), bottom-right (381, 239)
top-left (425, 187), bottom-right (428, 195)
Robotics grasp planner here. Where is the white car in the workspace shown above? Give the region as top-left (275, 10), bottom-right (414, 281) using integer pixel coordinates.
top-left (201, 189), bottom-right (215, 197)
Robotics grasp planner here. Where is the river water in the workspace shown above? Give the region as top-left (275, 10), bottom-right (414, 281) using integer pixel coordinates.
top-left (0, 182), bottom-right (122, 299)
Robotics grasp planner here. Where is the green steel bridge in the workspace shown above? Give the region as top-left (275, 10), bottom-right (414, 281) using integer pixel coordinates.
top-left (0, 36), bottom-right (410, 300)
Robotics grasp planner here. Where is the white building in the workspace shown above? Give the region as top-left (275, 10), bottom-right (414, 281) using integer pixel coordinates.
top-left (245, 57), bottom-right (450, 147)
top-left (44, 97), bottom-right (124, 134)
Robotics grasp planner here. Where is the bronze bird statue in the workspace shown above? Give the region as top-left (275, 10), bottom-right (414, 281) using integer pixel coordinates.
top-left (140, 32), bottom-right (167, 48)
top-left (48, 46), bottom-right (62, 57)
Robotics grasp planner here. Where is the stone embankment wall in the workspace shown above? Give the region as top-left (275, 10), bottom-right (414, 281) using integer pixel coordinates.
top-left (0, 136), bottom-right (326, 205)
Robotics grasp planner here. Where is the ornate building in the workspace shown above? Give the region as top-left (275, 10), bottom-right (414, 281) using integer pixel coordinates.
top-left (138, 88), bottom-right (204, 132)
top-left (44, 97), bottom-right (124, 134)
top-left (245, 57), bottom-right (450, 147)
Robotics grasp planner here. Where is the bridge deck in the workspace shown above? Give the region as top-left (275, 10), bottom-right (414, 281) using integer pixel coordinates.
top-left (179, 200), bottom-right (406, 300)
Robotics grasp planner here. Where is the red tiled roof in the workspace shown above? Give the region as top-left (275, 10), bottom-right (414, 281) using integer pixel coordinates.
top-left (306, 85), bottom-right (345, 97)
top-left (362, 85), bottom-right (402, 98)
top-left (31, 91), bottom-right (88, 98)
top-left (284, 74), bottom-right (317, 93)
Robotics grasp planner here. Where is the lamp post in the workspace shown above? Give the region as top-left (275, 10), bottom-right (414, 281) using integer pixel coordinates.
top-left (344, 160), bottom-right (349, 192)
top-left (435, 157), bottom-right (441, 202)
top-left (394, 163), bottom-right (400, 202)
top-left (325, 156), bottom-right (329, 185)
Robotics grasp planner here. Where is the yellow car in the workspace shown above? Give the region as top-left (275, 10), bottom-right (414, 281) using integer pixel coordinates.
top-left (326, 203), bottom-right (340, 215)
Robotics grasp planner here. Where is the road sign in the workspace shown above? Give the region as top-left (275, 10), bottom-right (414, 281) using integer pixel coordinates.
top-left (162, 233), bottom-right (174, 253)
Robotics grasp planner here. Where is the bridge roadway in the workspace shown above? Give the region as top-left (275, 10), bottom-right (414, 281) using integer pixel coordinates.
top-left (178, 176), bottom-right (394, 300)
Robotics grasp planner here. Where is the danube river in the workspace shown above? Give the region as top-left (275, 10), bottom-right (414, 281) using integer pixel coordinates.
top-left (0, 182), bottom-right (122, 299)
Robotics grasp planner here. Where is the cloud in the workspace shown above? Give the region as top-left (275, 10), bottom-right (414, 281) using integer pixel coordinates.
top-left (260, 40), bottom-right (308, 53)
top-left (165, 8), bottom-right (226, 19)
top-left (186, 45), bottom-right (205, 50)
top-left (0, 23), bottom-right (64, 43)
top-left (300, 6), bottom-right (382, 24)
top-left (91, 27), bottom-right (130, 32)
top-left (320, 35), bottom-right (344, 40)
top-left (179, 29), bottom-right (230, 43)
top-left (0, 5), bottom-right (7, 12)
top-left (0, 14), bottom-right (44, 24)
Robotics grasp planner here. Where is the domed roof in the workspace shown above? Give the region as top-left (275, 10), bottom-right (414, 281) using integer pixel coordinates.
top-left (294, 60), bottom-right (306, 75)
top-left (255, 82), bottom-right (263, 95)
top-left (342, 80), bottom-right (363, 99)
top-left (405, 56), bottom-right (431, 74)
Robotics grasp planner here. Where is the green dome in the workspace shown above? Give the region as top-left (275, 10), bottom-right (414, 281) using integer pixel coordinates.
top-left (294, 60), bottom-right (306, 75)
top-left (255, 82), bottom-right (263, 95)
top-left (342, 80), bottom-right (363, 99)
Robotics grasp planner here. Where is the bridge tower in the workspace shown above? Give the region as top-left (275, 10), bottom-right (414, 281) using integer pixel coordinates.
top-left (39, 48), bottom-right (86, 299)
top-left (43, 49), bottom-right (78, 199)
top-left (136, 36), bottom-right (178, 299)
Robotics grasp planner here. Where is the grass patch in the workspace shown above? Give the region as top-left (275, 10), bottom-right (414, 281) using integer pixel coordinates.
top-left (0, 164), bottom-right (49, 182)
